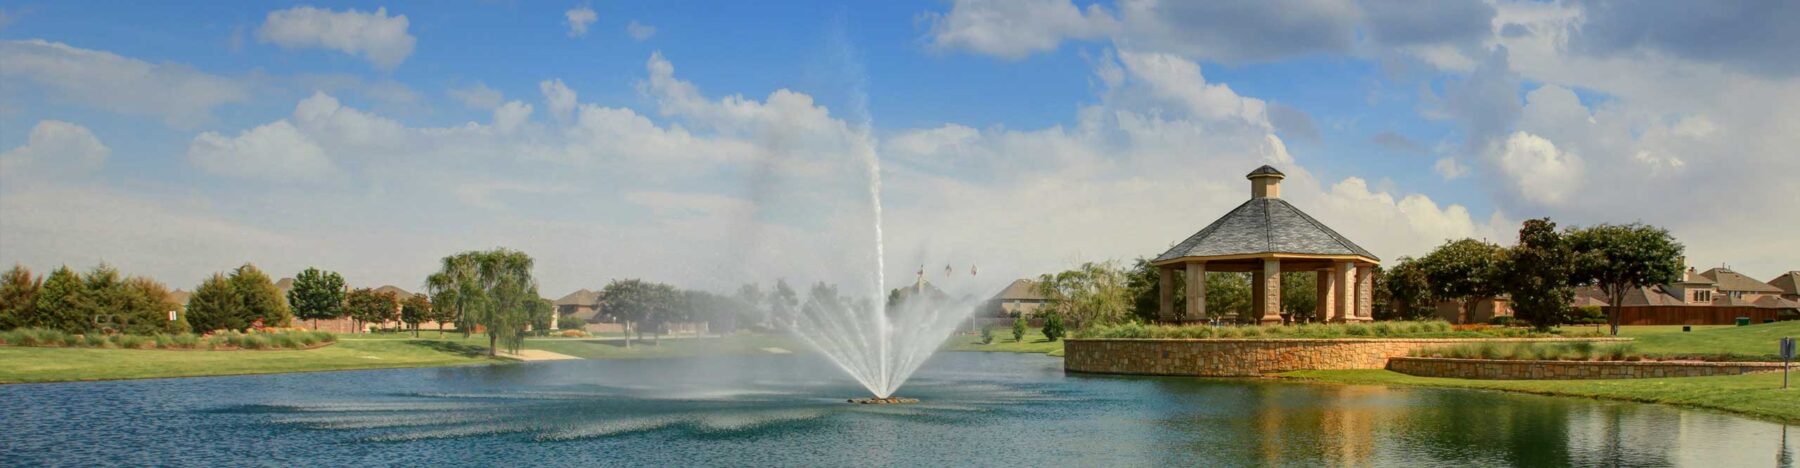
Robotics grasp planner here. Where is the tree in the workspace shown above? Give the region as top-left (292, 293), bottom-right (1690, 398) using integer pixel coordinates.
top-left (35, 266), bottom-right (88, 333)
top-left (345, 288), bottom-right (396, 333)
top-left (1281, 272), bottom-right (1318, 322)
top-left (1205, 272), bottom-right (1252, 321)
top-left (1011, 316), bottom-right (1026, 342)
top-left (80, 264), bottom-right (129, 333)
top-left (288, 268), bottom-right (346, 330)
top-left (1567, 223), bottom-right (1684, 336)
top-left (121, 277), bottom-right (186, 335)
top-left (426, 249), bottom-right (541, 356)
top-left (1034, 261), bottom-right (1132, 330)
top-left (1498, 219), bottom-right (1577, 331)
top-left (526, 297), bottom-right (554, 336)
top-left (1379, 258), bottom-right (1433, 320)
top-left (735, 283), bottom-right (767, 330)
top-left (1041, 311), bottom-right (1065, 341)
top-left (228, 264), bottom-right (290, 328)
top-left (1126, 258), bottom-right (1182, 323)
top-left (767, 279), bottom-right (798, 330)
top-left (401, 294), bottom-right (431, 337)
top-left (425, 272), bottom-right (466, 337)
top-left (0, 265), bottom-right (42, 330)
top-left (601, 278), bottom-right (678, 349)
top-left (1420, 239), bottom-right (1504, 324)
top-left (186, 273), bottom-right (242, 332)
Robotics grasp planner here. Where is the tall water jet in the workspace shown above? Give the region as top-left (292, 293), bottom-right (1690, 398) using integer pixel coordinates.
top-left (782, 21), bottom-right (978, 399)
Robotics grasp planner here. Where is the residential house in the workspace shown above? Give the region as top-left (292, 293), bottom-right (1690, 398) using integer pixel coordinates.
top-left (1764, 271), bottom-right (1800, 302)
top-left (1575, 267), bottom-right (1799, 325)
top-left (1433, 297), bottom-right (1512, 324)
top-left (988, 279), bottom-right (1047, 318)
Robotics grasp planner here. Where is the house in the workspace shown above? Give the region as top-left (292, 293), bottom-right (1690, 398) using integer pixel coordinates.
top-left (988, 279), bottom-right (1047, 318)
top-left (1765, 271), bottom-right (1800, 301)
top-left (1574, 267), bottom-right (1799, 325)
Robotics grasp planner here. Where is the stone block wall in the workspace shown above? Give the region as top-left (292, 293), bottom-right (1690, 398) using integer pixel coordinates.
top-left (1062, 338), bottom-right (1629, 377)
top-left (1386, 357), bottom-right (1786, 380)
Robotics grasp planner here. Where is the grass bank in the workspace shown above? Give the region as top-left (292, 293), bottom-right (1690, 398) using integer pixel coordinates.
top-left (1280, 369), bottom-right (1799, 424)
top-left (0, 339), bottom-right (493, 384)
top-left (947, 329), bottom-right (1065, 356)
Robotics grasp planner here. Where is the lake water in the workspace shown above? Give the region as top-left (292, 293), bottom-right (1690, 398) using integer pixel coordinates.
top-left (1, 352), bottom-right (1793, 467)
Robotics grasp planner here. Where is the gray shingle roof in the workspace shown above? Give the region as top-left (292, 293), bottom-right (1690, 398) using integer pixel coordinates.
top-left (1699, 268), bottom-right (1783, 293)
top-left (1247, 165), bottom-right (1285, 177)
top-left (1155, 197), bottom-right (1378, 262)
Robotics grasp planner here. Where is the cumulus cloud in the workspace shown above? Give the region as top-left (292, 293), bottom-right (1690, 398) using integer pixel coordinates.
top-left (0, 39), bottom-right (249, 126)
top-left (1491, 132), bottom-right (1582, 206)
top-left (1570, 0), bottom-right (1800, 78)
top-left (924, 0), bottom-right (1116, 59)
top-left (187, 120), bottom-right (333, 181)
top-left (257, 6), bottom-right (415, 69)
top-left (565, 5), bottom-right (597, 37)
top-left (540, 79), bottom-right (578, 122)
top-left (626, 20), bottom-right (657, 41)
top-left (1433, 157), bottom-right (1468, 180)
top-left (449, 82), bottom-right (505, 109)
top-left (0, 120), bottom-right (110, 179)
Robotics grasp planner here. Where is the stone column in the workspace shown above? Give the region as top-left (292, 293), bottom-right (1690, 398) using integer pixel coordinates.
top-left (1333, 261), bottom-right (1355, 323)
top-left (1185, 262), bottom-right (1208, 321)
top-left (1259, 258), bottom-right (1283, 325)
top-left (1157, 267), bottom-right (1175, 322)
top-left (1251, 270), bottom-right (1265, 323)
top-left (1356, 265), bottom-right (1374, 320)
top-left (1315, 270), bottom-right (1334, 324)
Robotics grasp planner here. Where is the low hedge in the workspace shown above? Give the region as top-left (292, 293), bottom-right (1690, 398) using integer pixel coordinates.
top-left (1077, 320), bottom-right (1603, 340)
top-left (0, 328), bottom-right (335, 350)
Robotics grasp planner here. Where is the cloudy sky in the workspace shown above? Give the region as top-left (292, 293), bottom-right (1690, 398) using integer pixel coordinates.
top-left (1, 1), bottom-right (1795, 299)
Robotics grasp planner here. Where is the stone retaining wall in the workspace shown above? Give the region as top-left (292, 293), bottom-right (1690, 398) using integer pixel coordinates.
top-left (1062, 338), bottom-right (1630, 377)
top-left (1386, 357), bottom-right (1786, 380)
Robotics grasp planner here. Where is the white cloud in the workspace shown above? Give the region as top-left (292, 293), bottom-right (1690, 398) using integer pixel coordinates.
top-left (188, 120), bottom-right (333, 181)
top-left (924, 0), bottom-right (1116, 59)
top-left (449, 82), bottom-right (505, 109)
top-left (493, 101), bottom-right (533, 134)
top-left (0, 39), bottom-right (249, 126)
top-left (566, 6), bottom-right (598, 37)
top-left (257, 6), bottom-right (415, 70)
top-left (0, 120), bottom-right (110, 179)
top-left (626, 20), bottom-right (657, 41)
top-left (1492, 131), bottom-right (1582, 206)
top-left (1433, 157), bottom-right (1469, 179)
top-left (540, 79), bottom-right (578, 122)
top-left (0, 187), bottom-right (297, 285)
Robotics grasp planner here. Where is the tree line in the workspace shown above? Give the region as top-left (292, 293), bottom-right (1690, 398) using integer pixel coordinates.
top-left (0, 263), bottom-right (188, 335)
top-left (1022, 220), bottom-right (1682, 336)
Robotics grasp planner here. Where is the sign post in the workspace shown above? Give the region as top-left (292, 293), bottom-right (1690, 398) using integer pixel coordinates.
top-left (1782, 337), bottom-right (1795, 389)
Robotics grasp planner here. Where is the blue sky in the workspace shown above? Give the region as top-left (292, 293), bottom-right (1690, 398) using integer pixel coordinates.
top-left (2, 1), bottom-right (1796, 296)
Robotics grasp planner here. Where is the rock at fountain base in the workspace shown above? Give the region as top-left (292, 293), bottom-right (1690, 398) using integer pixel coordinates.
top-left (847, 397), bottom-right (919, 405)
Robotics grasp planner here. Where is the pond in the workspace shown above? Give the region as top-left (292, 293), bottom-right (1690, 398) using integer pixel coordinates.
top-left (1, 352), bottom-right (1793, 466)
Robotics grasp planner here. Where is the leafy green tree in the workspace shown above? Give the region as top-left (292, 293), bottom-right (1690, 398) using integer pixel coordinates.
top-left (0, 265), bottom-right (42, 330)
top-left (35, 266), bottom-right (88, 333)
top-left (401, 294), bottom-right (431, 337)
top-left (427, 249), bottom-right (541, 355)
top-left (228, 264), bottom-right (290, 327)
top-left (1567, 223), bottom-right (1684, 335)
top-left (601, 278), bottom-right (678, 348)
top-left (1205, 272), bottom-right (1252, 321)
top-left (767, 279), bottom-right (798, 330)
top-left (287, 268), bottom-right (346, 330)
top-left (1498, 218), bottom-right (1577, 331)
top-left (1379, 258), bottom-right (1433, 320)
top-left (121, 276), bottom-right (186, 334)
top-left (186, 273), bottom-right (242, 332)
top-left (979, 326), bottom-right (993, 344)
top-left (735, 283), bottom-right (767, 330)
top-left (344, 288), bottom-right (395, 333)
top-left (425, 273), bottom-right (465, 337)
top-left (80, 264), bottom-right (130, 333)
top-left (1034, 261), bottom-right (1132, 330)
top-left (1281, 272), bottom-right (1318, 322)
top-left (1125, 257), bottom-right (1184, 322)
top-left (526, 296), bottom-right (554, 336)
top-left (1040, 311), bottom-right (1065, 341)
top-left (1012, 316), bottom-right (1026, 342)
top-left (1420, 239), bottom-right (1504, 324)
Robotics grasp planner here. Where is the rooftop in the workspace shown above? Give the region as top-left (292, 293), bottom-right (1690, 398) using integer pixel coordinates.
top-left (1154, 197), bottom-right (1378, 262)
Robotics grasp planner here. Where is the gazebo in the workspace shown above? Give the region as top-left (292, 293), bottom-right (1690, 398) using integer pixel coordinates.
top-left (1152, 166), bottom-right (1380, 325)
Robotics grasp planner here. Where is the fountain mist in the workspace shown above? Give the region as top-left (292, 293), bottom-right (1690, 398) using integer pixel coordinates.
top-left (782, 23), bottom-right (977, 399)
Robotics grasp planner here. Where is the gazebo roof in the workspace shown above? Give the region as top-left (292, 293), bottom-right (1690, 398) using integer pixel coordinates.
top-left (1154, 197), bottom-right (1378, 263)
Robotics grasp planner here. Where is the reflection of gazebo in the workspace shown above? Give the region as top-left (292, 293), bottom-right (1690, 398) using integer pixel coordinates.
top-left (1152, 166), bottom-right (1379, 324)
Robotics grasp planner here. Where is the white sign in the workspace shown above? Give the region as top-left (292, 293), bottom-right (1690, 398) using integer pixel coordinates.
top-left (169, 310), bottom-right (178, 321)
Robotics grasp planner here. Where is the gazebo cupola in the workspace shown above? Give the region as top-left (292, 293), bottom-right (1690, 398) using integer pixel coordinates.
top-left (1152, 166), bottom-right (1380, 324)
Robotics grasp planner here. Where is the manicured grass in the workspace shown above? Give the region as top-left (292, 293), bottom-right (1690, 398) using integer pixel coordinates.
top-left (526, 334), bottom-right (800, 360)
top-left (946, 329), bottom-right (1065, 355)
top-left (1280, 369), bottom-right (1800, 425)
top-left (0, 339), bottom-right (494, 384)
top-left (1607, 321), bottom-right (1798, 360)
top-left (1080, 320), bottom-right (1605, 339)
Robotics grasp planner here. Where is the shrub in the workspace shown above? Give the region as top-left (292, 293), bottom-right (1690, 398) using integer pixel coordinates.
top-left (1012, 317), bottom-right (1027, 342)
top-left (1344, 324), bottom-right (1371, 336)
top-left (114, 334), bottom-right (149, 349)
top-left (979, 327), bottom-right (994, 344)
top-left (1489, 316), bottom-right (1517, 327)
top-left (1041, 313), bottom-right (1065, 341)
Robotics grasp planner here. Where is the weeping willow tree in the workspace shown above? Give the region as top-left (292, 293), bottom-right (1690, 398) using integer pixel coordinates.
top-left (427, 248), bottom-right (539, 356)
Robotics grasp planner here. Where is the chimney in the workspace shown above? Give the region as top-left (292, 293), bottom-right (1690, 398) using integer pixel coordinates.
top-left (1247, 165), bottom-right (1285, 199)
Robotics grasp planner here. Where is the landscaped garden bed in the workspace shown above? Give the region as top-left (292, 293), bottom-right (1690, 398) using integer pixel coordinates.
top-left (1077, 320), bottom-right (1603, 340)
top-left (0, 328), bottom-right (336, 351)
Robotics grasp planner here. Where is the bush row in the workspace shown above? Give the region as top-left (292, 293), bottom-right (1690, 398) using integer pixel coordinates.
top-left (1411, 341), bottom-right (1639, 361)
top-left (0, 328), bottom-right (335, 350)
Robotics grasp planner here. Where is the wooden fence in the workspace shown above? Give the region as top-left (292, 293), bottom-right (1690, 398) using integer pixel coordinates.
top-left (1611, 306), bottom-right (1790, 325)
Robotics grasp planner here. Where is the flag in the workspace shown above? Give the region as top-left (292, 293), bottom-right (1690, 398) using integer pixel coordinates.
top-left (945, 265), bottom-right (953, 276)
top-left (971, 264), bottom-right (978, 276)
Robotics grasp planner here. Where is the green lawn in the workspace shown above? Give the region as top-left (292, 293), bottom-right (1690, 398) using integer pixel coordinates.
top-left (0, 340), bottom-right (495, 384)
top-left (526, 334), bottom-right (800, 359)
top-left (1281, 369), bottom-right (1800, 424)
top-left (946, 328), bottom-right (1065, 356)
top-left (1593, 322), bottom-right (1797, 360)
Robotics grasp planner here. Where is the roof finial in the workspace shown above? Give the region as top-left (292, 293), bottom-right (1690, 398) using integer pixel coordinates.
top-left (1247, 165), bottom-right (1284, 199)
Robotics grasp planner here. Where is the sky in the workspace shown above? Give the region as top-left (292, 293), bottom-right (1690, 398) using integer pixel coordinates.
top-left (1, 0), bottom-right (1796, 300)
